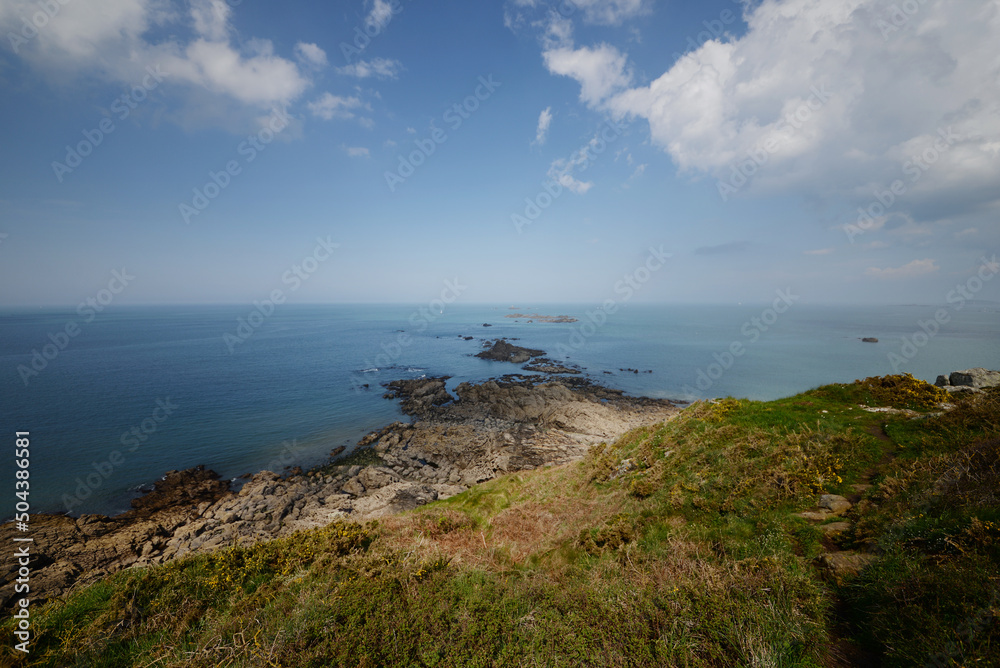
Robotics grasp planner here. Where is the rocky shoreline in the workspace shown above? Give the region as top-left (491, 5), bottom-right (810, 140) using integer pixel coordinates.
top-left (0, 371), bottom-right (680, 611)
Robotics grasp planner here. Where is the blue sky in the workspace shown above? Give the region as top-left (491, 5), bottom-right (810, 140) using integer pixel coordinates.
top-left (0, 0), bottom-right (997, 306)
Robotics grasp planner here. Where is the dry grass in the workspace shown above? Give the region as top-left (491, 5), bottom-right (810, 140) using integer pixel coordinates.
top-left (380, 459), bottom-right (635, 574)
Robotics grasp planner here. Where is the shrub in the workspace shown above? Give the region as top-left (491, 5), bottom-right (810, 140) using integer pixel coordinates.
top-left (854, 373), bottom-right (948, 410)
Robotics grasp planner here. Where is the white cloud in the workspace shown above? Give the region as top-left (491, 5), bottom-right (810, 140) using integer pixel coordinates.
top-left (365, 0), bottom-right (394, 30)
top-left (191, 0), bottom-right (230, 41)
top-left (0, 0), bottom-right (312, 123)
top-left (543, 12), bottom-right (574, 49)
top-left (509, 0), bottom-right (650, 26)
top-left (552, 171), bottom-right (593, 194)
top-left (548, 150), bottom-right (593, 193)
top-left (294, 42), bottom-right (328, 69)
top-left (345, 146), bottom-right (371, 158)
top-left (547, 137), bottom-right (608, 195)
top-left (865, 258), bottom-right (939, 279)
top-left (170, 39), bottom-right (309, 107)
top-left (803, 248), bottom-right (834, 256)
top-left (544, 43), bottom-right (631, 106)
top-left (598, 0), bottom-right (1000, 218)
top-left (336, 57), bottom-right (402, 79)
top-left (571, 0), bottom-right (651, 25)
top-left (308, 93), bottom-right (365, 120)
top-left (534, 106), bottom-right (553, 145)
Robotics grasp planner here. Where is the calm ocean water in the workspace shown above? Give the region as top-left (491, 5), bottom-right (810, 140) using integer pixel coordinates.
top-left (1, 303), bottom-right (997, 518)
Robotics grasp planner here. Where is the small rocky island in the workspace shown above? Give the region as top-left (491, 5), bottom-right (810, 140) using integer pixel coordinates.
top-left (475, 339), bottom-right (545, 364)
top-left (476, 339), bottom-right (582, 374)
top-left (505, 312), bottom-right (578, 323)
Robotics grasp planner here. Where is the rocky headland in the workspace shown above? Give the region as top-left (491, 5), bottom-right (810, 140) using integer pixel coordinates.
top-left (1, 369), bottom-right (680, 611)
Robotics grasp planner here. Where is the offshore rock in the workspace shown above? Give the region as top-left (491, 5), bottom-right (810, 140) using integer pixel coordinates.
top-left (476, 339), bottom-right (545, 364)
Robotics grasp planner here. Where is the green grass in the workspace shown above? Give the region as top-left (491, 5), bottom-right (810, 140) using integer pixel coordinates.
top-left (3, 376), bottom-right (998, 667)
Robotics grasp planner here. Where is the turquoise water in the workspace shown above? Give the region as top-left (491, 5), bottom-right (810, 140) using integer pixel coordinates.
top-left (1, 303), bottom-right (997, 517)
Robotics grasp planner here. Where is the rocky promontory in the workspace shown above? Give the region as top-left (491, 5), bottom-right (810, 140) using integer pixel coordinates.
top-left (0, 373), bottom-right (680, 611)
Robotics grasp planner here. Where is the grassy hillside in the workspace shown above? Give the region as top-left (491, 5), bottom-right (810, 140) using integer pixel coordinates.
top-left (3, 375), bottom-right (998, 667)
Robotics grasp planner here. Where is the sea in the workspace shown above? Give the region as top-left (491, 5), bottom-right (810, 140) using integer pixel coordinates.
top-left (1, 302), bottom-right (997, 519)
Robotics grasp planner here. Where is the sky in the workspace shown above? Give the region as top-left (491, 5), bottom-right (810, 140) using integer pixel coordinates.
top-left (0, 0), bottom-right (997, 306)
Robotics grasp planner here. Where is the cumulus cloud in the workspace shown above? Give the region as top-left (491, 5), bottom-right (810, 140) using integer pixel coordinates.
top-left (169, 39), bottom-right (309, 107)
top-left (544, 43), bottom-right (632, 106)
top-left (597, 0), bottom-right (1000, 218)
top-left (308, 93), bottom-right (366, 120)
top-left (534, 106), bottom-right (553, 144)
top-left (336, 57), bottom-right (402, 79)
top-left (294, 42), bottom-right (328, 68)
top-left (191, 0), bottom-right (230, 41)
top-left (0, 0), bottom-right (313, 124)
top-left (866, 258), bottom-right (939, 279)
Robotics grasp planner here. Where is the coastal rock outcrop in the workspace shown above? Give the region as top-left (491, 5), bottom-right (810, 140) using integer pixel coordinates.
top-left (382, 377), bottom-right (454, 416)
top-left (1, 374), bottom-right (680, 612)
top-left (522, 358), bottom-right (582, 374)
top-left (475, 339), bottom-right (545, 364)
top-left (935, 367), bottom-right (1000, 392)
top-left (0, 466), bottom-right (232, 610)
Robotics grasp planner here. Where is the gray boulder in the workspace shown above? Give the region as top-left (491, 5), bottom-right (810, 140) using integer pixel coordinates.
top-left (948, 368), bottom-right (1000, 389)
